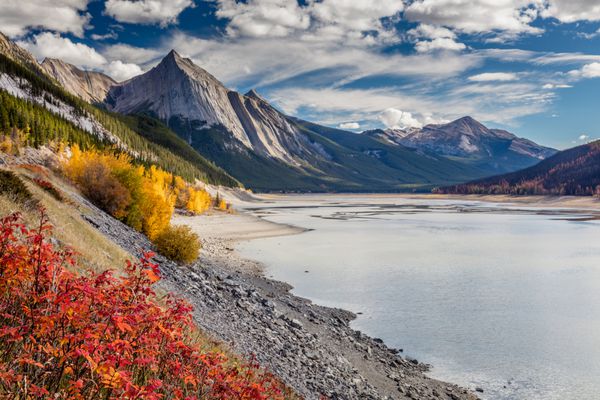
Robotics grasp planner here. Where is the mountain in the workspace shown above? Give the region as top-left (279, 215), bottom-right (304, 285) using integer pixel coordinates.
top-left (106, 50), bottom-right (319, 165)
top-left (364, 116), bottom-right (557, 174)
top-left (41, 58), bottom-right (116, 103)
top-left (0, 32), bottom-right (238, 186)
top-left (0, 32), bottom-right (44, 76)
top-left (437, 141), bottom-right (600, 195)
top-left (105, 51), bottom-right (492, 191)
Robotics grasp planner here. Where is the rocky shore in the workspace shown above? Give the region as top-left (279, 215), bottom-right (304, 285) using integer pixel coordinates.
top-left (82, 201), bottom-right (479, 400)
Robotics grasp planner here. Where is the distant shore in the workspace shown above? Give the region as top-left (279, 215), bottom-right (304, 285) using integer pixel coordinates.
top-left (247, 192), bottom-right (600, 210)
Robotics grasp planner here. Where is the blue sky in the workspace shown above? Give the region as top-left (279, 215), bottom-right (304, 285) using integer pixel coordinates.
top-left (3, 1), bottom-right (600, 149)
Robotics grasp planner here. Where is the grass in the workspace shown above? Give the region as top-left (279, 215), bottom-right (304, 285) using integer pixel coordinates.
top-left (0, 166), bottom-right (131, 273)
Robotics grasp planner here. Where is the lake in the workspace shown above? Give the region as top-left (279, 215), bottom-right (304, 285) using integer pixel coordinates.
top-left (237, 195), bottom-right (600, 400)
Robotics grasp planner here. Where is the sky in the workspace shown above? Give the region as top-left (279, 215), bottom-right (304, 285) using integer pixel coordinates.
top-left (3, 1), bottom-right (600, 149)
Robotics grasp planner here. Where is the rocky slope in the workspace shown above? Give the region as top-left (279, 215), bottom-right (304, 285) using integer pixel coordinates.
top-left (0, 32), bottom-right (44, 76)
top-left (79, 191), bottom-right (479, 400)
top-left (41, 58), bottom-right (116, 103)
top-left (365, 117), bottom-right (557, 174)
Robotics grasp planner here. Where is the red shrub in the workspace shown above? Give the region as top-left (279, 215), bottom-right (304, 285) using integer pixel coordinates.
top-left (0, 211), bottom-right (287, 399)
top-left (32, 177), bottom-right (63, 200)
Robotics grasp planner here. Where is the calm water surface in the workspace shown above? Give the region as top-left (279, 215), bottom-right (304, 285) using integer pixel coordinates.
top-left (237, 196), bottom-right (600, 400)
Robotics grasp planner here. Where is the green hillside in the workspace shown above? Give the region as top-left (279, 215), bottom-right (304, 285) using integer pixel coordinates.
top-left (0, 53), bottom-right (239, 186)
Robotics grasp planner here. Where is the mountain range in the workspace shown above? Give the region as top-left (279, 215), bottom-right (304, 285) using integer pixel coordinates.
top-left (438, 140), bottom-right (600, 196)
top-left (0, 31), bottom-right (563, 192)
top-left (364, 117), bottom-right (556, 175)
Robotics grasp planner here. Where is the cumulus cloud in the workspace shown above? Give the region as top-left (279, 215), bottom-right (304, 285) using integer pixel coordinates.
top-left (379, 108), bottom-right (422, 129)
top-left (541, 0), bottom-right (600, 23)
top-left (18, 32), bottom-right (141, 81)
top-left (104, 0), bottom-right (193, 26)
top-left (0, 0), bottom-right (90, 38)
top-left (415, 37), bottom-right (466, 53)
top-left (338, 122), bottom-right (360, 130)
top-left (568, 62), bottom-right (600, 78)
top-left (405, 0), bottom-right (543, 37)
top-left (214, 0), bottom-right (403, 45)
top-left (101, 43), bottom-right (163, 66)
top-left (216, 0), bottom-right (310, 38)
top-left (468, 72), bottom-right (518, 82)
top-left (19, 32), bottom-right (106, 68)
top-left (104, 60), bottom-right (143, 81)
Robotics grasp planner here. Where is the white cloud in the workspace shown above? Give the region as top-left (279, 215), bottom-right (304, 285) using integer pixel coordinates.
top-left (404, 0), bottom-right (543, 37)
top-left (568, 62), bottom-right (600, 78)
top-left (216, 0), bottom-right (310, 38)
top-left (91, 31), bottom-right (118, 41)
top-left (415, 37), bottom-right (466, 53)
top-left (165, 32), bottom-right (480, 89)
top-left (338, 122), bottom-right (360, 130)
top-left (104, 60), bottom-right (142, 81)
top-left (542, 83), bottom-right (572, 89)
top-left (0, 0), bottom-right (90, 38)
top-left (379, 108), bottom-right (422, 129)
top-left (101, 43), bottom-right (163, 66)
top-left (270, 77), bottom-right (553, 129)
top-left (104, 0), bottom-right (193, 26)
top-left (409, 24), bottom-right (457, 40)
top-left (214, 0), bottom-right (403, 45)
top-left (19, 32), bottom-right (106, 68)
top-left (541, 0), bottom-right (600, 23)
top-left (19, 32), bottom-right (141, 82)
top-left (468, 72), bottom-right (519, 82)
top-left (579, 134), bottom-right (589, 141)
top-left (569, 62), bottom-right (600, 79)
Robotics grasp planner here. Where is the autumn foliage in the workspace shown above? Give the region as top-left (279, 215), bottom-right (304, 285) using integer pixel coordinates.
top-left (62, 145), bottom-right (216, 226)
top-left (0, 212), bottom-right (287, 399)
top-left (153, 225), bottom-right (201, 265)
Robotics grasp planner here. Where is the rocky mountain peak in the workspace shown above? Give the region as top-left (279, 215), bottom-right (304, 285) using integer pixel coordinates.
top-left (429, 116), bottom-right (490, 137)
top-left (41, 58), bottom-right (116, 103)
top-left (244, 89), bottom-right (270, 105)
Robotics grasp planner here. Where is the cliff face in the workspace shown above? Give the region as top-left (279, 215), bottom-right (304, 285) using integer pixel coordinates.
top-left (106, 50), bottom-right (321, 165)
top-left (41, 58), bottom-right (116, 103)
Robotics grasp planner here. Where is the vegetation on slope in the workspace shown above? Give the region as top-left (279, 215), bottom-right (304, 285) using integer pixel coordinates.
top-left (119, 113), bottom-right (240, 188)
top-left (60, 146), bottom-right (224, 262)
top-left (0, 53), bottom-right (238, 186)
top-left (437, 141), bottom-right (600, 196)
top-left (0, 211), bottom-right (289, 399)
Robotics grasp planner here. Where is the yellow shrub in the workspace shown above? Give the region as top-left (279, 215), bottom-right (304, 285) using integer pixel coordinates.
top-left (61, 145), bottom-right (213, 240)
top-left (153, 225), bottom-right (201, 264)
top-left (186, 187), bottom-right (212, 214)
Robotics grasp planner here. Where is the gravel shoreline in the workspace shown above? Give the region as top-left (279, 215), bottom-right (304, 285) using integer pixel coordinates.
top-left (83, 202), bottom-right (479, 400)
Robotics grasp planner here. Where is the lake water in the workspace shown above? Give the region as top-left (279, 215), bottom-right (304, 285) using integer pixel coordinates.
top-left (237, 196), bottom-right (600, 400)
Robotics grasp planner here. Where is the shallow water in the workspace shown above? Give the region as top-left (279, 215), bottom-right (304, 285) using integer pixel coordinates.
top-left (237, 196), bottom-right (600, 400)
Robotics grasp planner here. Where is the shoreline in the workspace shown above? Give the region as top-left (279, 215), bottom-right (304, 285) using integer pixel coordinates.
top-left (170, 208), bottom-right (480, 398)
top-left (171, 193), bottom-right (600, 399)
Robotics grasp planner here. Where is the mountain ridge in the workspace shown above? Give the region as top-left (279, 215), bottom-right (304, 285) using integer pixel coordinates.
top-left (437, 140), bottom-right (600, 195)
top-left (364, 116), bottom-right (556, 174)
top-left (0, 34), bottom-right (559, 192)
top-left (41, 58), bottom-right (116, 103)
